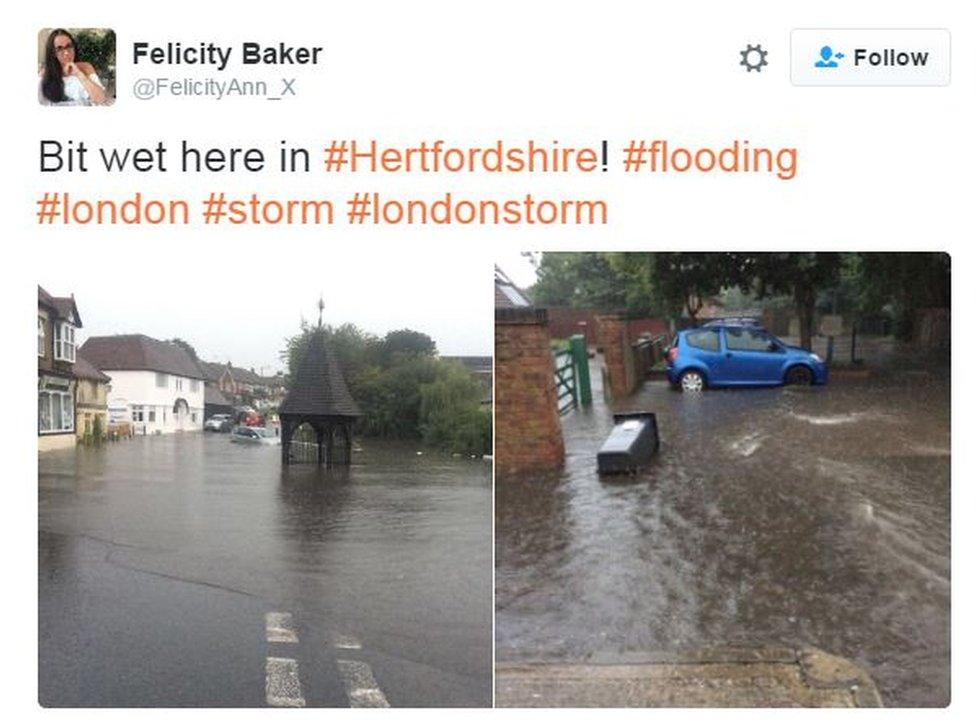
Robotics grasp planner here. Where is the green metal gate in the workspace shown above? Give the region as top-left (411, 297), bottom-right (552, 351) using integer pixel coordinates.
top-left (553, 334), bottom-right (593, 416)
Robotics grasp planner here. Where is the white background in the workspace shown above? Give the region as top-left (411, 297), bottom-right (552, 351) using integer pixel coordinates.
top-left (3, 1), bottom-right (972, 716)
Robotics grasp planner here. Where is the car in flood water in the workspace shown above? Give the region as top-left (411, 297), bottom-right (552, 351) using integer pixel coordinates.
top-left (666, 321), bottom-right (828, 392)
top-left (230, 425), bottom-right (279, 444)
top-left (204, 414), bottom-right (234, 432)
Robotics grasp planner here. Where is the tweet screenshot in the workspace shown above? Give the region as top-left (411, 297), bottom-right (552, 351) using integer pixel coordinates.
top-left (9, 1), bottom-right (972, 713)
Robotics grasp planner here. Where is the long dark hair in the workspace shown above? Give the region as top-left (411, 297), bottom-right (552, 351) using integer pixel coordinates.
top-left (41, 28), bottom-right (75, 103)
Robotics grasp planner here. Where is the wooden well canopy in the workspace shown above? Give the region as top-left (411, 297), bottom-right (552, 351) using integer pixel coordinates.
top-left (279, 329), bottom-right (361, 465)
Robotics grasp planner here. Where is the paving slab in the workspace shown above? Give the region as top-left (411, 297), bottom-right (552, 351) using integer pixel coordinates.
top-left (495, 647), bottom-right (883, 708)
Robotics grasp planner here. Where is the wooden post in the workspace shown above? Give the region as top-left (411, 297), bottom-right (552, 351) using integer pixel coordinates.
top-left (325, 425), bottom-right (335, 467)
top-left (280, 418), bottom-right (292, 465)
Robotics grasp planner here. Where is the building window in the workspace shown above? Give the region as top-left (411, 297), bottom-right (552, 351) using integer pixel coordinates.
top-left (53, 322), bottom-right (75, 362)
top-left (38, 390), bottom-right (73, 433)
top-left (132, 405), bottom-right (145, 422)
top-left (191, 412), bottom-right (197, 423)
top-left (148, 409), bottom-right (156, 423)
top-left (175, 378), bottom-right (183, 391)
top-left (156, 373), bottom-right (168, 388)
top-left (190, 379), bottom-right (200, 393)
top-left (38, 317), bottom-right (45, 356)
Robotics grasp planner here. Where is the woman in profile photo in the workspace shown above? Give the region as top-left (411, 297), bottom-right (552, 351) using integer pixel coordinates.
top-left (39, 28), bottom-right (107, 105)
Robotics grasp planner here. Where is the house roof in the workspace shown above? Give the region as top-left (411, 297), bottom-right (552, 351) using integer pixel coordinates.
top-left (279, 330), bottom-right (361, 418)
top-left (204, 384), bottom-right (232, 406)
top-left (199, 360), bottom-right (280, 386)
top-left (79, 334), bottom-right (207, 380)
top-left (227, 365), bottom-right (264, 385)
top-left (494, 266), bottom-right (532, 309)
top-left (72, 355), bottom-right (110, 383)
top-left (38, 285), bottom-right (83, 327)
top-left (198, 361), bottom-right (226, 382)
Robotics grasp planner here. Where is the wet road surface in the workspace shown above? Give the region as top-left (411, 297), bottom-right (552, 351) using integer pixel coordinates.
top-left (39, 434), bottom-right (492, 707)
top-left (496, 359), bottom-right (949, 707)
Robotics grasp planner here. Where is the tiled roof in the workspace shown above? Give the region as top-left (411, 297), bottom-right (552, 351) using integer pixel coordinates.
top-left (204, 384), bottom-right (232, 406)
top-left (38, 285), bottom-right (82, 327)
top-left (279, 330), bottom-right (361, 417)
top-left (199, 360), bottom-right (279, 386)
top-left (228, 365), bottom-right (264, 384)
top-left (79, 334), bottom-right (206, 380)
top-left (198, 361), bottom-right (226, 382)
top-left (72, 355), bottom-right (110, 383)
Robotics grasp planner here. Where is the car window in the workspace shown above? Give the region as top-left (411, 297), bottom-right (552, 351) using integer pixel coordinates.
top-left (726, 327), bottom-right (777, 352)
top-left (685, 329), bottom-right (719, 352)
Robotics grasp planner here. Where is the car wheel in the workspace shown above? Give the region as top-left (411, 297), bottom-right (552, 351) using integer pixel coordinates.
top-left (680, 370), bottom-right (705, 392)
top-left (786, 365), bottom-right (813, 385)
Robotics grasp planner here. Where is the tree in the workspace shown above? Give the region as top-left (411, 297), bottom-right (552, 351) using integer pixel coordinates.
top-left (530, 252), bottom-right (742, 320)
top-left (419, 361), bottom-right (490, 454)
top-left (279, 320), bottom-right (490, 453)
top-left (741, 253), bottom-right (842, 350)
top-left (650, 253), bottom-right (742, 323)
top-left (851, 252), bottom-right (950, 339)
top-left (280, 321), bottom-right (381, 388)
top-left (382, 329), bottom-right (437, 362)
top-left (530, 252), bottom-right (629, 310)
top-left (355, 355), bottom-right (441, 438)
top-left (169, 337), bottom-right (198, 361)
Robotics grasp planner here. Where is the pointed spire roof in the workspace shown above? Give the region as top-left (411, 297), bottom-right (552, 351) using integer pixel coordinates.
top-left (279, 329), bottom-right (361, 417)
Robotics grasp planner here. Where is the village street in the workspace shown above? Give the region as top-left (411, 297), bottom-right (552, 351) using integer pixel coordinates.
top-left (39, 434), bottom-right (492, 707)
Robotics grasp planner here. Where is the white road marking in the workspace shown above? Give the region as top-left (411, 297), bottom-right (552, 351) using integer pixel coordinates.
top-left (266, 657), bottom-right (305, 707)
top-left (337, 659), bottom-right (390, 708)
top-left (333, 633), bottom-right (362, 650)
top-left (265, 611), bottom-right (299, 643)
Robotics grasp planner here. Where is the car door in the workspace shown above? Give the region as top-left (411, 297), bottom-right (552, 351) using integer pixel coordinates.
top-left (683, 328), bottom-right (731, 384)
top-left (723, 327), bottom-right (785, 383)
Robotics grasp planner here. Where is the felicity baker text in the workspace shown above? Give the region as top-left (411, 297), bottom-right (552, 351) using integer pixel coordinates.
top-left (133, 42), bottom-right (323, 72)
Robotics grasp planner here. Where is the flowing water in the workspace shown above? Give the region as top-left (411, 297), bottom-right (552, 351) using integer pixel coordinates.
top-left (496, 361), bottom-right (949, 707)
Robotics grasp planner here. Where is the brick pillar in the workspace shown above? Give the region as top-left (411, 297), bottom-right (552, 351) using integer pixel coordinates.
top-left (597, 313), bottom-right (634, 400)
top-left (495, 308), bottom-right (565, 476)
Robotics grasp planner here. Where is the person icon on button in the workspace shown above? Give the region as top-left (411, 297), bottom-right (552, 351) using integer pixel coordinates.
top-left (815, 46), bottom-right (841, 68)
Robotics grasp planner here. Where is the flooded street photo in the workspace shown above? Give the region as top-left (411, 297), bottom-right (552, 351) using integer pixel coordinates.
top-left (39, 435), bottom-right (492, 707)
top-left (496, 358), bottom-right (949, 706)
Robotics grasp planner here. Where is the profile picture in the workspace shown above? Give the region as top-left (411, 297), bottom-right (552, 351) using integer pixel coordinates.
top-left (37, 28), bottom-right (116, 106)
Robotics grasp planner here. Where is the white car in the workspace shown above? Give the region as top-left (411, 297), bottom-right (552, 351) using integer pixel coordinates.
top-left (230, 426), bottom-right (279, 445)
top-left (204, 414), bottom-right (234, 432)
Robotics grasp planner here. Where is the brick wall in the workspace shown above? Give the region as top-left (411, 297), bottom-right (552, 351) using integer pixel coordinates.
top-left (597, 313), bottom-right (636, 400)
top-left (495, 308), bottom-right (565, 476)
top-left (544, 307), bottom-right (599, 345)
top-left (626, 317), bottom-right (668, 342)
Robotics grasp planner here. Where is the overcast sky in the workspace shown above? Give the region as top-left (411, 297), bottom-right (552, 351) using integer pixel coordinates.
top-left (40, 242), bottom-right (492, 373)
top-left (495, 251), bottom-right (539, 290)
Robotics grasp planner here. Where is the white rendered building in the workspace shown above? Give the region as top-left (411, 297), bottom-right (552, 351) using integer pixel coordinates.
top-left (79, 334), bottom-right (205, 434)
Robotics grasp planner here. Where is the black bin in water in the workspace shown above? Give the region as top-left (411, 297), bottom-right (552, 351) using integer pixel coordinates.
top-left (597, 412), bottom-right (660, 475)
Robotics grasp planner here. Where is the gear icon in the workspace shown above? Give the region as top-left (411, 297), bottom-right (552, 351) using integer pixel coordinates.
top-left (740, 44), bottom-right (769, 72)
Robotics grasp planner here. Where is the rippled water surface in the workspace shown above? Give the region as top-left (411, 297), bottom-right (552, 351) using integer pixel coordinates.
top-left (40, 435), bottom-right (492, 706)
top-left (496, 361), bottom-right (949, 707)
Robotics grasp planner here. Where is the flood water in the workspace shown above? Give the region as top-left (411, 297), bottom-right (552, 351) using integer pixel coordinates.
top-left (39, 434), bottom-right (492, 706)
top-left (496, 359), bottom-right (950, 707)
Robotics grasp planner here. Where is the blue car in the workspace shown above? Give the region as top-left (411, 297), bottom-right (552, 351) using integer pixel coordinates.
top-left (665, 321), bottom-right (828, 392)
